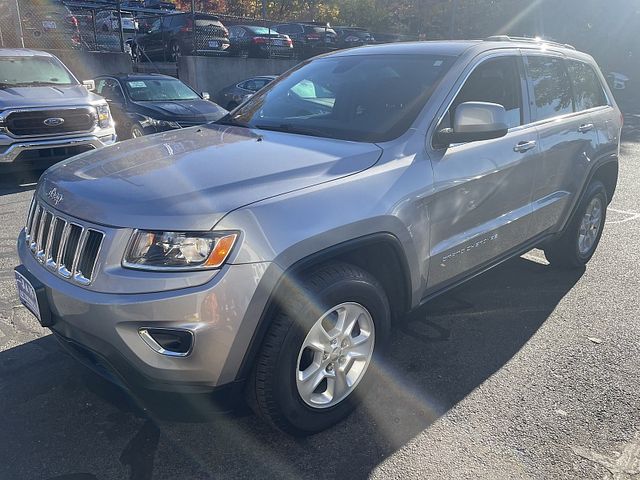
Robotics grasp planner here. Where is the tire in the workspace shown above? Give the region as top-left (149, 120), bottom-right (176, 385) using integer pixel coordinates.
top-left (169, 41), bottom-right (180, 62)
top-left (248, 262), bottom-right (391, 436)
top-left (544, 180), bottom-right (608, 268)
top-left (130, 123), bottom-right (145, 139)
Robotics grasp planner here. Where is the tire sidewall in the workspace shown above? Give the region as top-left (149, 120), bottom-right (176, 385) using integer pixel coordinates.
top-left (571, 181), bottom-right (608, 263)
top-left (273, 277), bottom-right (390, 434)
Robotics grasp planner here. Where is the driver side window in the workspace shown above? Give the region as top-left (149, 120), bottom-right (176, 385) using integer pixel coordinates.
top-left (445, 56), bottom-right (523, 130)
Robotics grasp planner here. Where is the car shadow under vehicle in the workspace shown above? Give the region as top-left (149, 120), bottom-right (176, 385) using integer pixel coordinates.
top-left (0, 253), bottom-right (584, 479)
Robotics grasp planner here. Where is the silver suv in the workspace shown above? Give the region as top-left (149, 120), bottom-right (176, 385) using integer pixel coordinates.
top-left (0, 49), bottom-right (116, 171)
top-left (15, 37), bottom-right (621, 435)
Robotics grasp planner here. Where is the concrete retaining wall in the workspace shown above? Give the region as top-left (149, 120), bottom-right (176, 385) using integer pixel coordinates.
top-left (44, 50), bottom-right (133, 81)
top-left (178, 56), bottom-right (299, 99)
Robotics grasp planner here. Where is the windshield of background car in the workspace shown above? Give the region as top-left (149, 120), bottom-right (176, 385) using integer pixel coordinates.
top-left (125, 78), bottom-right (200, 101)
top-left (0, 56), bottom-right (76, 87)
top-left (227, 54), bottom-right (455, 142)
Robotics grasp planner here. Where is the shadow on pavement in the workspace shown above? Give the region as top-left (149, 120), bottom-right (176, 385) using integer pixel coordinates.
top-left (0, 255), bottom-right (584, 480)
top-left (0, 169), bottom-right (45, 196)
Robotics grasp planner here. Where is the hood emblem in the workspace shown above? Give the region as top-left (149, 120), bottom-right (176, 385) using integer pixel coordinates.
top-left (44, 117), bottom-right (65, 127)
top-left (47, 187), bottom-right (63, 206)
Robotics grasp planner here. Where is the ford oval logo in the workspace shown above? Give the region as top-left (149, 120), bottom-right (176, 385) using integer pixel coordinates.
top-left (43, 117), bottom-right (65, 127)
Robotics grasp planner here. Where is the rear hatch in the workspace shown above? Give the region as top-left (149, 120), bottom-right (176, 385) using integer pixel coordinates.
top-left (194, 15), bottom-right (229, 50)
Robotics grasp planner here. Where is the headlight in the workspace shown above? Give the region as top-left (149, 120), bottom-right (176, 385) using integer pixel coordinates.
top-left (123, 230), bottom-right (238, 271)
top-left (96, 104), bottom-right (112, 129)
top-left (146, 117), bottom-right (181, 129)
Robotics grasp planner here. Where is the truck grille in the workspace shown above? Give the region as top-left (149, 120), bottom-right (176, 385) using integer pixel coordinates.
top-left (25, 197), bottom-right (104, 285)
top-left (6, 107), bottom-right (97, 137)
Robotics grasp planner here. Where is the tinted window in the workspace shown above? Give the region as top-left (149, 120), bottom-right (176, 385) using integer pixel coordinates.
top-left (225, 54), bottom-right (455, 142)
top-left (97, 78), bottom-right (124, 102)
top-left (452, 56), bottom-right (523, 128)
top-left (566, 60), bottom-right (608, 111)
top-left (527, 56), bottom-right (574, 121)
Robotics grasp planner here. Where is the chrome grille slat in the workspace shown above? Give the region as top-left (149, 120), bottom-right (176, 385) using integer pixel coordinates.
top-left (26, 196), bottom-right (104, 285)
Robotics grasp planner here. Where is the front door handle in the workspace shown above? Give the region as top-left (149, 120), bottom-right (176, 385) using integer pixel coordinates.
top-left (513, 140), bottom-right (537, 153)
top-left (578, 123), bottom-right (595, 133)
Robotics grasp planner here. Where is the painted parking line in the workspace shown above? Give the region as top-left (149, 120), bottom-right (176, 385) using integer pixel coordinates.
top-left (606, 207), bottom-right (640, 225)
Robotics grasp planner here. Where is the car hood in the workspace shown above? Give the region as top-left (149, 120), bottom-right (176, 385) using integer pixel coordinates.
top-left (0, 85), bottom-right (97, 110)
top-left (38, 124), bottom-right (383, 230)
top-left (135, 99), bottom-right (227, 121)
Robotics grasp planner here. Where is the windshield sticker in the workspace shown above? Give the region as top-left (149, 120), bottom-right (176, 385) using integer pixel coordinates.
top-left (128, 81), bottom-right (147, 88)
top-left (433, 60), bottom-right (444, 67)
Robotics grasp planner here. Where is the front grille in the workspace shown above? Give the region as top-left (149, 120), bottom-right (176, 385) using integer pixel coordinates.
top-left (25, 196), bottom-right (104, 285)
top-left (6, 107), bottom-right (97, 137)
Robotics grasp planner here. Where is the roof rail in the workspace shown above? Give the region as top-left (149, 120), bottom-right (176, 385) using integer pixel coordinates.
top-left (484, 35), bottom-right (576, 50)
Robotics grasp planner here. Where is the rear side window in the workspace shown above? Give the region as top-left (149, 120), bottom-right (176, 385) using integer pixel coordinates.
top-left (526, 56), bottom-right (574, 121)
top-left (566, 60), bottom-right (608, 111)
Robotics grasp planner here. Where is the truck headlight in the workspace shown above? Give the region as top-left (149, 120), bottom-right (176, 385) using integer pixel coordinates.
top-left (123, 230), bottom-right (238, 271)
top-left (96, 104), bottom-right (112, 129)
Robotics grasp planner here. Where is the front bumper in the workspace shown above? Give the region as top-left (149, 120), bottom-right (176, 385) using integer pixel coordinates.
top-left (0, 132), bottom-right (117, 164)
top-left (17, 229), bottom-right (270, 395)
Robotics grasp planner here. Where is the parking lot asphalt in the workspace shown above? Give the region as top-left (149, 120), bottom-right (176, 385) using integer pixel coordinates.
top-left (1, 120), bottom-right (639, 480)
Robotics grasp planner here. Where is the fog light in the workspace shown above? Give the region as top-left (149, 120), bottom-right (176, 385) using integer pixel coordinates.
top-left (139, 328), bottom-right (194, 357)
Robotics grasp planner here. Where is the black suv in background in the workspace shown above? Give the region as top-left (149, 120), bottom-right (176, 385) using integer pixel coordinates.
top-left (333, 26), bottom-right (375, 48)
top-left (273, 22), bottom-right (337, 58)
top-left (133, 13), bottom-right (229, 61)
top-left (228, 25), bottom-right (294, 58)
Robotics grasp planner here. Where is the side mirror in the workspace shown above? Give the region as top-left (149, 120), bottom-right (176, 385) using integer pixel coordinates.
top-left (82, 80), bottom-right (95, 91)
top-left (436, 101), bottom-right (508, 147)
top-left (201, 91), bottom-right (210, 100)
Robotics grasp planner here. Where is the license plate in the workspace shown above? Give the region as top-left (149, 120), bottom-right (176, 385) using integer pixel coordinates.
top-left (42, 20), bottom-right (57, 30)
top-left (15, 266), bottom-right (52, 327)
top-left (274, 39), bottom-right (284, 46)
top-left (208, 40), bottom-right (219, 48)
top-left (15, 269), bottom-right (41, 321)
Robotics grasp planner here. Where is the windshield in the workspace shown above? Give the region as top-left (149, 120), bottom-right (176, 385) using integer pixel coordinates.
top-left (125, 78), bottom-right (200, 101)
top-left (225, 54), bottom-right (454, 142)
top-left (0, 56), bottom-right (76, 88)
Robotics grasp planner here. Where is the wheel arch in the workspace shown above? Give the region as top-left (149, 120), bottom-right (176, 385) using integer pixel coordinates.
top-left (235, 233), bottom-right (412, 381)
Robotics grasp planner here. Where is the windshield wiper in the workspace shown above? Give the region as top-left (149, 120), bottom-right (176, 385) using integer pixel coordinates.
top-left (254, 123), bottom-right (328, 138)
top-left (215, 115), bottom-right (249, 128)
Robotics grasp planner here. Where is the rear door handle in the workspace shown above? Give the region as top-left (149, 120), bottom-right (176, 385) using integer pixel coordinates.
top-left (578, 123), bottom-right (595, 133)
top-left (513, 140), bottom-right (537, 153)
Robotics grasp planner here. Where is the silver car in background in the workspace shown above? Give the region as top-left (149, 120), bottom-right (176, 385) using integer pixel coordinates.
top-left (15, 37), bottom-right (621, 435)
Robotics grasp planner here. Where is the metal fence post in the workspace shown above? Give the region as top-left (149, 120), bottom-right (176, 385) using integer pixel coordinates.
top-left (14, 0), bottom-right (25, 48)
top-left (116, 0), bottom-right (125, 52)
top-left (191, 0), bottom-right (196, 57)
top-left (92, 10), bottom-right (97, 51)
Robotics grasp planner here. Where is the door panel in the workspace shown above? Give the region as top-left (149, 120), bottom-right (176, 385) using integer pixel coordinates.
top-left (526, 55), bottom-right (600, 234)
top-left (427, 54), bottom-right (539, 291)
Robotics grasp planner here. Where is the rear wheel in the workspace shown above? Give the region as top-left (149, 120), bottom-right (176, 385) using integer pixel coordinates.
top-left (544, 180), bottom-right (608, 268)
top-left (248, 262), bottom-right (390, 435)
top-left (130, 123), bottom-right (144, 139)
top-left (169, 41), bottom-right (180, 62)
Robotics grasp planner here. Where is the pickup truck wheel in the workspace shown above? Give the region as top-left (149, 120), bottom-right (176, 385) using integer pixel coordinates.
top-left (544, 180), bottom-right (607, 268)
top-left (249, 262), bottom-right (390, 435)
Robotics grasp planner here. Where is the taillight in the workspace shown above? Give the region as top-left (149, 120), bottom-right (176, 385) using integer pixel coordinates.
top-left (286, 37), bottom-right (293, 46)
top-left (252, 36), bottom-right (267, 44)
top-left (180, 18), bottom-right (193, 32)
top-left (68, 15), bottom-right (78, 27)
top-left (222, 26), bottom-right (229, 36)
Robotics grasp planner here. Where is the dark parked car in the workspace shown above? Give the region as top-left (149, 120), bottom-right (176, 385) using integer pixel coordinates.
top-left (0, 0), bottom-right (82, 50)
top-left (228, 25), bottom-right (294, 58)
top-left (143, 0), bottom-right (176, 10)
top-left (215, 75), bottom-right (276, 110)
top-left (333, 26), bottom-right (375, 48)
top-left (94, 73), bottom-right (227, 139)
top-left (133, 13), bottom-right (230, 62)
top-left (273, 22), bottom-right (337, 58)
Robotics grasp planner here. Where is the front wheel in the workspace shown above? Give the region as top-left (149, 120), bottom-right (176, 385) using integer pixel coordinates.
top-left (248, 262), bottom-right (390, 435)
top-left (130, 123), bottom-right (145, 139)
top-left (544, 180), bottom-right (608, 268)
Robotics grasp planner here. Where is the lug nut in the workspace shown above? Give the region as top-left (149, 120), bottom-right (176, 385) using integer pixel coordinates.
top-left (338, 356), bottom-right (346, 365)
top-left (331, 339), bottom-right (338, 346)
top-left (341, 338), bottom-right (349, 348)
top-left (322, 353), bottom-right (329, 360)
top-left (326, 363), bottom-right (334, 372)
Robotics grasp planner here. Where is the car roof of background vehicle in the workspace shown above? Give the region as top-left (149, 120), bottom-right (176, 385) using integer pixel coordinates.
top-left (98, 73), bottom-right (180, 82)
top-left (0, 48), bottom-right (55, 58)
